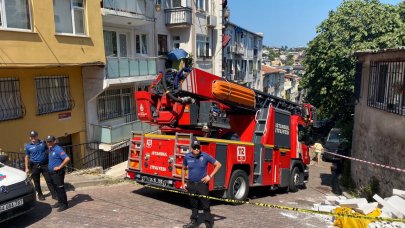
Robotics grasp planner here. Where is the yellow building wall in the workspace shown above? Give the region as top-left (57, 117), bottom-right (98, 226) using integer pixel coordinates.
top-left (0, 67), bottom-right (86, 152)
top-left (0, 0), bottom-right (105, 66)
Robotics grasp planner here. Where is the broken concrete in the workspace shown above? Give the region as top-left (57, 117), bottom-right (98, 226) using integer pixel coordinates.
top-left (353, 202), bottom-right (378, 215)
top-left (336, 198), bottom-right (368, 208)
top-left (373, 194), bottom-right (404, 219)
top-left (393, 189), bottom-right (405, 200)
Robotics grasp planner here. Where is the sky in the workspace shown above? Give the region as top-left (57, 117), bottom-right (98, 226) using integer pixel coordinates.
top-left (228, 0), bottom-right (403, 48)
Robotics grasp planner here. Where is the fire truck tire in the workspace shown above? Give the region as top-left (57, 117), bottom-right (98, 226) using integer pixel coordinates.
top-left (226, 170), bottom-right (249, 201)
top-left (289, 167), bottom-right (300, 193)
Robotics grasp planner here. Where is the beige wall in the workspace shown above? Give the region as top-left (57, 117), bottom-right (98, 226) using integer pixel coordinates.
top-left (352, 50), bottom-right (405, 197)
top-left (0, 0), bottom-right (105, 66)
top-left (0, 67), bottom-right (86, 152)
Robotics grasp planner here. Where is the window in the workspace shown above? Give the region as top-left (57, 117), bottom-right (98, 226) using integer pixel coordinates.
top-left (367, 61), bottom-right (405, 115)
top-left (196, 34), bottom-right (211, 58)
top-left (165, 0), bottom-right (182, 8)
top-left (35, 76), bottom-right (73, 115)
top-left (135, 34), bottom-right (148, 54)
top-left (97, 87), bottom-right (135, 121)
top-left (196, 0), bottom-right (209, 12)
top-left (104, 30), bottom-right (129, 57)
top-left (0, 0), bottom-right (31, 30)
top-left (173, 35), bottom-right (180, 49)
top-left (158, 34), bottom-right (168, 55)
top-left (0, 78), bottom-right (24, 121)
top-left (249, 60), bottom-right (253, 74)
top-left (54, 0), bottom-right (86, 35)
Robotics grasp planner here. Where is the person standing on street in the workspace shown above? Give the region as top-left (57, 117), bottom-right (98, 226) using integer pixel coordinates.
top-left (182, 139), bottom-right (222, 228)
top-left (46, 135), bottom-right (70, 212)
top-left (25, 130), bottom-right (57, 201)
top-left (313, 140), bottom-right (324, 164)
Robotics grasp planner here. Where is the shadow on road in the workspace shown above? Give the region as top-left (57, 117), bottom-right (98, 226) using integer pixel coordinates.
top-left (3, 201), bottom-right (52, 227)
top-left (132, 187), bottom-right (224, 208)
top-left (69, 194), bottom-right (94, 208)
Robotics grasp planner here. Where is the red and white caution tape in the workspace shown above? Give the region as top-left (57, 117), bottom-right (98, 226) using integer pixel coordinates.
top-left (323, 151), bottom-right (405, 173)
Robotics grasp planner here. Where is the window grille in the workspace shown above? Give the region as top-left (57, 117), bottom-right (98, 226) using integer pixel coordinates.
top-left (367, 61), bottom-right (405, 115)
top-left (35, 76), bottom-right (74, 115)
top-left (97, 87), bottom-right (136, 121)
top-left (0, 78), bottom-right (25, 121)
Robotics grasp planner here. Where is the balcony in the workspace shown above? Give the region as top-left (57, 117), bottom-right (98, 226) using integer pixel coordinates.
top-left (106, 57), bottom-right (157, 79)
top-left (102, 0), bottom-right (154, 26)
top-left (91, 120), bottom-right (158, 145)
top-left (165, 8), bottom-right (192, 27)
top-left (231, 44), bottom-right (245, 55)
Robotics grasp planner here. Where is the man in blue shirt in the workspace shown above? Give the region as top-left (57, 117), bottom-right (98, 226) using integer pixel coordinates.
top-left (182, 139), bottom-right (222, 228)
top-left (45, 135), bottom-right (70, 212)
top-left (25, 130), bottom-right (56, 201)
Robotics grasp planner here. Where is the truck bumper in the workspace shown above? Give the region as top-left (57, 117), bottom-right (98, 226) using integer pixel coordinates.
top-left (126, 169), bottom-right (184, 191)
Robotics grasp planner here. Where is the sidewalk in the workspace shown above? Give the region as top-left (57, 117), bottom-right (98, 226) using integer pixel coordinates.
top-left (39, 165), bottom-right (126, 192)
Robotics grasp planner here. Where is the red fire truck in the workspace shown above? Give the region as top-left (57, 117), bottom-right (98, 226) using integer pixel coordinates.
top-left (126, 67), bottom-right (317, 201)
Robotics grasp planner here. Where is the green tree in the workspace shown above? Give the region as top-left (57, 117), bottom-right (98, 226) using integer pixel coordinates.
top-left (302, 0), bottom-right (404, 136)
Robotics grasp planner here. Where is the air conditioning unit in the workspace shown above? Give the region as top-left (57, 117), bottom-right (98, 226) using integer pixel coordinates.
top-left (207, 15), bottom-right (217, 27)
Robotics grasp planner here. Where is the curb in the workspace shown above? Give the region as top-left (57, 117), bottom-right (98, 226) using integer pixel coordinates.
top-left (40, 176), bottom-right (125, 192)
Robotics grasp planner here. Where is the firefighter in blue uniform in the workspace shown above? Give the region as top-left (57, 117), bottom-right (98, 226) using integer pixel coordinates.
top-left (182, 139), bottom-right (222, 228)
top-left (25, 131), bottom-right (57, 201)
top-left (45, 135), bottom-right (70, 212)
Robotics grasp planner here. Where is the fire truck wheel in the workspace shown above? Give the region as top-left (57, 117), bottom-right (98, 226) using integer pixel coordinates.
top-left (289, 167), bottom-right (300, 193)
top-left (226, 170), bottom-right (249, 201)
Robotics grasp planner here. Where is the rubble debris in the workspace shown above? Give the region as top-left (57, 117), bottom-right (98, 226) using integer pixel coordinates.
top-left (373, 194), bottom-right (404, 219)
top-left (393, 189), bottom-right (405, 199)
top-left (337, 198), bottom-right (368, 208)
top-left (312, 189), bottom-right (405, 228)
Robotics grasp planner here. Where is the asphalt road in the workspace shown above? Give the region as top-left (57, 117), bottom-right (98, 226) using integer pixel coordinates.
top-left (3, 161), bottom-right (336, 228)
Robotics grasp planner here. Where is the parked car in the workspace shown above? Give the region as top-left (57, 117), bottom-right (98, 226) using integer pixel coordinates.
top-left (322, 128), bottom-right (349, 162)
top-left (0, 157), bottom-right (36, 223)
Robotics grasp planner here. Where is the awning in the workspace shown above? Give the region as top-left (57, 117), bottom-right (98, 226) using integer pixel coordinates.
top-left (222, 34), bottom-right (231, 47)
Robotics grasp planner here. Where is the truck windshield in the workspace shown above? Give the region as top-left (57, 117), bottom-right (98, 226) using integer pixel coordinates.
top-left (327, 131), bottom-right (342, 143)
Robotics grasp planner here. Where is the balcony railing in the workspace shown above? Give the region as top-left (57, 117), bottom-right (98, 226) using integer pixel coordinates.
top-left (165, 8), bottom-right (192, 26)
top-left (106, 57), bottom-right (157, 79)
top-left (91, 120), bottom-right (159, 145)
top-left (102, 0), bottom-right (154, 20)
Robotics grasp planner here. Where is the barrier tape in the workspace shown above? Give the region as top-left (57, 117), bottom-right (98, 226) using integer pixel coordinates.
top-left (323, 151), bottom-right (405, 173)
top-left (129, 182), bottom-right (405, 223)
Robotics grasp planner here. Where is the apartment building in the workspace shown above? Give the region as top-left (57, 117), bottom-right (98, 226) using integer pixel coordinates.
top-left (0, 0), bottom-right (105, 154)
top-left (223, 22), bottom-right (263, 90)
top-left (84, 0), bottom-right (223, 150)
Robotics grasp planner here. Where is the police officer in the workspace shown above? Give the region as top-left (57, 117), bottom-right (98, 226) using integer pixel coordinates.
top-left (45, 135), bottom-right (70, 212)
top-left (25, 131), bottom-right (57, 201)
top-left (182, 139), bottom-right (222, 228)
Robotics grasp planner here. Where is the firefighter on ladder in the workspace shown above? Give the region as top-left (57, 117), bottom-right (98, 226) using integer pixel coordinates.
top-left (182, 139), bottom-right (222, 228)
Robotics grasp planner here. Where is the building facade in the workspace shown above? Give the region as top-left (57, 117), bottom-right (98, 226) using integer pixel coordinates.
top-left (0, 0), bottom-right (105, 154)
top-left (352, 48), bottom-right (405, 197)
top-left (84, 0), bottom-right (224, 150)
top-left (261, 65), bottom-right (285, 98)
top-left (222, 22), bottom-right (263, 90)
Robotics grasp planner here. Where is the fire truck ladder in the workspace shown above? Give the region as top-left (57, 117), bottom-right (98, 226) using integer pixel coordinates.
top-left (252, 106), bottom-right (270, 185)
top-left (129, 132), bottom-right (144, 172)
top-left (172, 132), bottom-right (193, 178)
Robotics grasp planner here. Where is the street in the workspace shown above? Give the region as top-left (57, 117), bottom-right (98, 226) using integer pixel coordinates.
top-left (4, 162), bottom-right (335, 228)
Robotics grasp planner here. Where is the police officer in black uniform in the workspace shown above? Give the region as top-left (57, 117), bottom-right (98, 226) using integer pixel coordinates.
top-left (25, 131), bottom-right (57, 201)
top-left (182, 139), bottom-right (222, 228)
top-left (46, 135), bottom-right (70, 212)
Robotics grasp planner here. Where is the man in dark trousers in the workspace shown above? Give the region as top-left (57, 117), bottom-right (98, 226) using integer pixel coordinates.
top-left (331, 158), bottom-right (343, 195)
top-left (45, 135), bottom-right (70, 212)
top-left (25, 130), bottom-right (57, 201)
top-left (182, 139), bottom-right (222, 228)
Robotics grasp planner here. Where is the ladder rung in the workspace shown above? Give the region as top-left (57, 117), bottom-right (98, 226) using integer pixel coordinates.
top-left (254, 172), bottom-right (261, 175)
top-left (130, 157), bottom-right (139, 161)
top-left (175, 153), bottom-right (186, 157)
top-left (172, 174), bottom-right (182, 178)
